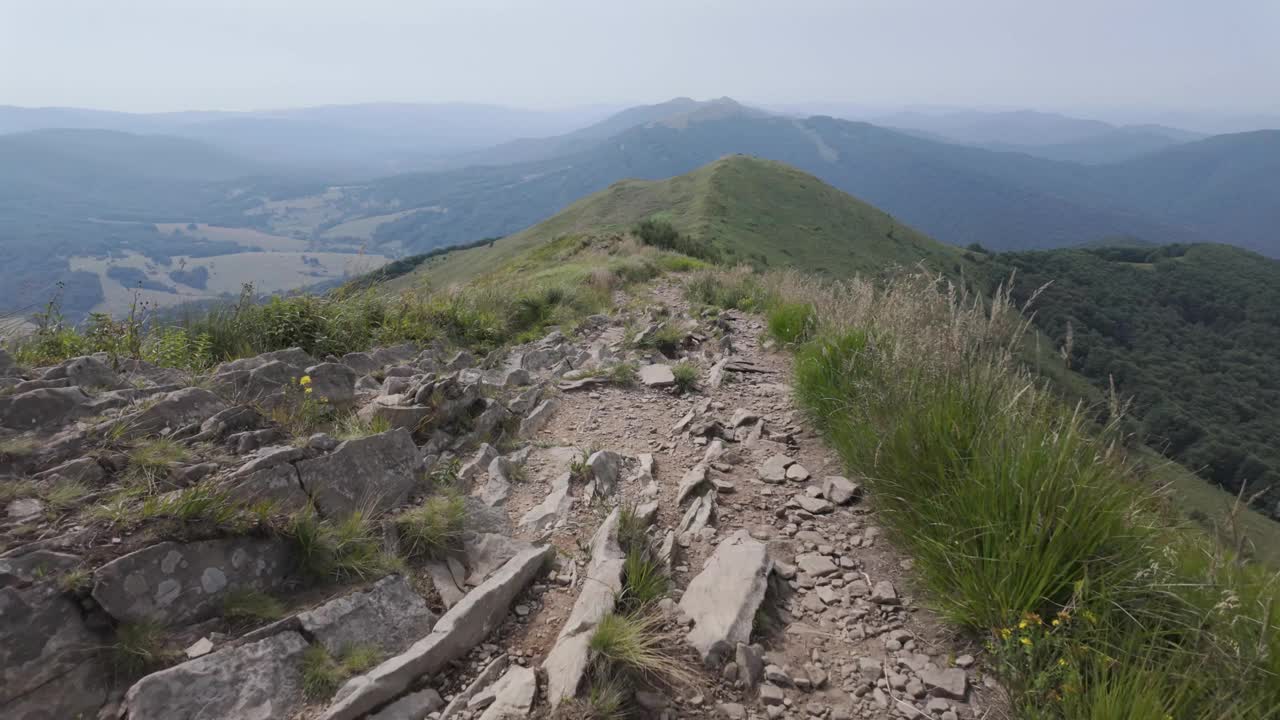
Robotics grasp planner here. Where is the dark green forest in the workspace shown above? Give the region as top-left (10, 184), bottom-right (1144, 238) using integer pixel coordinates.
top-left (983, 244), bottom-right (1280, 518)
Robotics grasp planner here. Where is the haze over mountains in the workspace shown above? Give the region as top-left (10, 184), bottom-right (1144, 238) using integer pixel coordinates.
top-left (2, 96), bottom-right (1278, 323)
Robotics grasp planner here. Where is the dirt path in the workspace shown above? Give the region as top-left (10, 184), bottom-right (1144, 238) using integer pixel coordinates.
top-left (466, 279), bottom-right (1002, 719)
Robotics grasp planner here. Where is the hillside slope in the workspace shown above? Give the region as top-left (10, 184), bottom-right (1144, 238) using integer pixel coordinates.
top-left (981, 243), bottom-right (1280, 519)
top-left (389, 156), bottom-right (967, 290)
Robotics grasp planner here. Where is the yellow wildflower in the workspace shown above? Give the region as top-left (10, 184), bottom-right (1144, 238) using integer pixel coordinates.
top-left (299, 375), bottom-right (313, 386)
top-left (1000, 628), bottom-right (1012, 640)
top-left (1018, 620), bottom-right (1028, 630)
top-left (1020, 637), bottom-right (1032, 646)
top-left (304, 387), bottom-right (314, 394)
top-left (1052, 619), bottom-right (1061, 627)
top-left (1058, 657), bottom-right (1067, 666)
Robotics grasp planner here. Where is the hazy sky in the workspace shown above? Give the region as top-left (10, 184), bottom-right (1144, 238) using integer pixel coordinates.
top-left (3, 0), bottom-right (1278, 116)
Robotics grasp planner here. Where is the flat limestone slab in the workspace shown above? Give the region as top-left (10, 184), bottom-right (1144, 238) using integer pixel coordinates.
top-left (679, 529), bottom-right (773, 665)
top-left (318, 544), bottom-right (553, 720)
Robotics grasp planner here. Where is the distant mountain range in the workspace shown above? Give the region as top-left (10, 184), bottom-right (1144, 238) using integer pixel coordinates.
top-left (315, 99), bottom-right (1277, 258)
top-left (4, 96), bottom-right (1280, 323)
top-left (0, 102), bottom-right (618, 177)
top-left (872, 109), bottom-right (1207, 162)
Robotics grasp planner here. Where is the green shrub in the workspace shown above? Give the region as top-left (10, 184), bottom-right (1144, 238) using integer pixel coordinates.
top-left (766, 302), bottom-right (815, 344)
top-left (634, 218), bottom-right (719, 262)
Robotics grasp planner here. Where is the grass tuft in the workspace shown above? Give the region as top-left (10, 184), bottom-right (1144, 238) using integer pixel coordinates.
top-left (44, 478), bottom-right (91, 512)
top-left (124, 438), bottom-right (189, 491)
top-left (617, 546), bottom-right (668, 613)
top-left (222, 589), bottom-right (285, 626)
top-left (288, 505), bottom-right (398, 582)
top-left (112, 620), bottom-right (172, 676)
top-left (670, 362), bottom-right (698, 394)
top-left (301, 643), bottom-right (383, 700)
top-left (333, 412), bottom-right (392, 441)
top-left (766, 302), bottom-right (815, 345)
top-left (589, 611), bottom-right (695, 689)
top-left (395, 492), bottom-right (467, 560)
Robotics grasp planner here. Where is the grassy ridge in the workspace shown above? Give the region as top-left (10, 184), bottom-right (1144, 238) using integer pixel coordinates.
top-left (689, 267), bottom-right (1280, 719)
top-left (384, 155), bottom-right (970, 294)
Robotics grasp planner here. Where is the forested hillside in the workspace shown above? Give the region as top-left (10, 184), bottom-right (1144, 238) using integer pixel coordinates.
top-left (982, 243), bottom-right (1280, 517)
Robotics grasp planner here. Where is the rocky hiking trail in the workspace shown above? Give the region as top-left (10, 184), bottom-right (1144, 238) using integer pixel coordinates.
top-left (0, 279), bottom-right (999, 720)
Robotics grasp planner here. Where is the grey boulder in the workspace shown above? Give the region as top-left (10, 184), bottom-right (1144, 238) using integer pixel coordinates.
top-left (304, 362), bottom-right (358, 407)
top-left (295, 428), bottom-right (421, 516)
top-left (92, 537), bottom-right (295, 625)
top-left (822, 475), bottom-right (861, 505)
top-left (297, 575), bottom-right (436, 656)
top-left (122, 631), bottom-right (309, 720)
top-left (0, 386), bottom-right (96, 431)
top-left (115, 387), bottom-right (229, 439)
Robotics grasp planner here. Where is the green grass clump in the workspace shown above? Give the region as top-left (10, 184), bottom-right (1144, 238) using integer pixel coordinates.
top-left (289, 505), bottom-right (398, 582)
top-left (301, 643), bottom-right (384, 700)
top-left (589, 611), bottom-right (694, 688)
top-left (606, 363), bottom-right (638, 386)
top-left (43, 478), bottom-right (92, 512)
top-left (0, 436), bottom-right (36, 461)
top-left (670, 362), bottom-right (698, 394)
top-left (140, 483), bottom-right (240, 526)
top-left (557, 669), bottom-right (630, 719)
top-left (0, 477), bottom-right (37, 504)
top-left (615, 504), bottom-right (650, 553)
top-left (617, 546), bottom-right (668, 613)
top-left (395, 492), bottom-right (467, 560)
top-left (685, 267), bottom-right (777, 312)
top-left (222, 589), bottom-right (285, 626)
top-left (124, 438), bottom-right (190, 490)
top-left (333, 413), bottom-right (392, 441)
top-left (655, 254), bottom-right (708, 273)
top-left (112, 620), bottom-right (173, 675)
top-left (59, 567), bottom-right (92, 594)
top-left (768, 267), bottom-right (1280, 718)
top-left (766, 302), bottom-right (815, 345)
top-left (634, 322), bottom-right (684, 356)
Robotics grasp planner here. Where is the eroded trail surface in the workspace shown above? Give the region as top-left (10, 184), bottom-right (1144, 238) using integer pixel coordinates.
top-left (453, 281), bottom-right (999, 720)
top-left (0, 279), bottom-right (999, 720)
